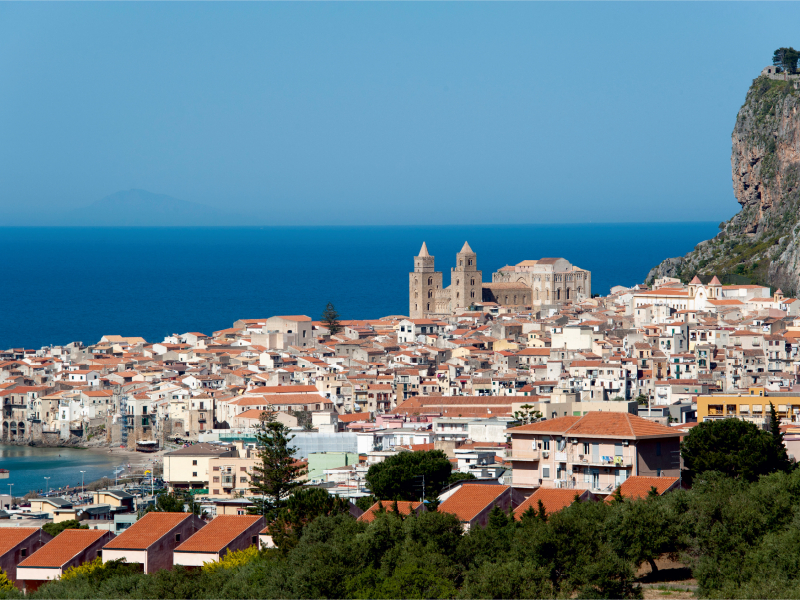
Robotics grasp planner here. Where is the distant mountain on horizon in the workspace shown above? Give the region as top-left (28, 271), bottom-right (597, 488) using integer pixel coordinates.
top-left (53, 189), bottom-right (248, 226)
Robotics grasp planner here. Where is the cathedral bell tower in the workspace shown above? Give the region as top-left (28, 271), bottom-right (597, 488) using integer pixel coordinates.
top-left (451, 241), bottom-right (482, 311)
top-left (410, 242), bottom-right (443, 318)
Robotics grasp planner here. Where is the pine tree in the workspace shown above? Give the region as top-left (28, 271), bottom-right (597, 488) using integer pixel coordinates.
top-left (321, 302), bottom-right (342, 335)
top-left (536, 499), bottom-right (547, 522)
top-left (769, 402), bottom-right (793, 472)
top-left (248, 409), bottom-right (307, 519)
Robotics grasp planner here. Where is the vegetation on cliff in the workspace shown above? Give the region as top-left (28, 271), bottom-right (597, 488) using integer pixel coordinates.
top-left (648, 73), bottom-right (800, 294)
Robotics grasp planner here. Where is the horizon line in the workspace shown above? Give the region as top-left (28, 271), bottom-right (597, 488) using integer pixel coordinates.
top-left (0, 221), bottom-right (721, 229)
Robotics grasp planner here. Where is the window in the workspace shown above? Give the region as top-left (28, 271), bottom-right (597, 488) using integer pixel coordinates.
top-left (240, 467), bottom-right (247, 472)
top-left (213, 489), bottom-right (219, 494)
top-left (542, 465), bottom-right (551, 479)
top-left (175, 533), bottom-right (181, 543)
top-left (193, 460), bottom-right (198, 466)
top-left (240, 477), bottom-right (247, 483)
top-left (213, 476), bottom-right (219, 483)
top-left (212, 466), bottom-right (219, 471)
top-left (20, 548), bottom-right (27, 558)
top-left (542, 437), bottom-right (550, 451)
top-left (192, 472), bottom-right (197, 477)
top-left (583, 442), bottom-right (590, 455)
top-left (252, 535), bottom-right (258, 545)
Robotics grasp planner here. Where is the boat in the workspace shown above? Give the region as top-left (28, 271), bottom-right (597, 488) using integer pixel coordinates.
top-left (0, 469), bottom-right (8, 479)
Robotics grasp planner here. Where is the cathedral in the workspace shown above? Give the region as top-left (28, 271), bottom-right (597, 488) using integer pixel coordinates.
top-left (409, 242), bottom-right (591, 318)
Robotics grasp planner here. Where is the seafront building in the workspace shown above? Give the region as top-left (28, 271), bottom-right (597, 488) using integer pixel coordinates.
top-left (2, 257), bottom-right (800, 500)
top-left (5, 251), bottom-right (800, 588)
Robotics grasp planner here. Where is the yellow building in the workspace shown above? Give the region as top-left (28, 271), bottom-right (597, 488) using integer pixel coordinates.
top-left (695, 387), bottom-right (800, 426)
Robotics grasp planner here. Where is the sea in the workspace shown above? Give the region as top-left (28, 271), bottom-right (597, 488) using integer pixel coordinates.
top-left (0, 445), bottom-right (129, 496)
top-left (0, 223), bottom-right (718, 350)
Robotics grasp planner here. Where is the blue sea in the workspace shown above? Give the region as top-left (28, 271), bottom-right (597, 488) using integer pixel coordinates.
top-left (0, 445), bottom-right (130, 495)
top-left (0, 224), bottom-right (718, 350)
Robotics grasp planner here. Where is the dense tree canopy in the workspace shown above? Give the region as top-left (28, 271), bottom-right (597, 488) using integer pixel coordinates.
top-left (773, 47), bottom-right (800, 74)
top-left (681, 416), bottom-right (792, 483)
top-left (9, 469), bottom-right (800, 599)
top-left (365, 450), bottom-right (452, 501)
top-left (42, 519), bottom-right (88, 537)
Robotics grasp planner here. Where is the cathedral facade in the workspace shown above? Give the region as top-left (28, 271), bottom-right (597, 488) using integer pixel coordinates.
top-left (409, 243), bottom-right (591, 318)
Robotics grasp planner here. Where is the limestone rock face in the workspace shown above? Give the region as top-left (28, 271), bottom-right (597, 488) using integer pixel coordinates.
top-left (648, 76), bottom-right (800, 293)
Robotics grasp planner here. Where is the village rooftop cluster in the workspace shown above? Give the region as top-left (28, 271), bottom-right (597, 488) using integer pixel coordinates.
top-left (3, 246), bottom-right (800, 589)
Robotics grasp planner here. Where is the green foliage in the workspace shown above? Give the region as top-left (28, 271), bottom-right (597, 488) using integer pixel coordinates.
top-left (269, 487), bottom-right (350, 552)
top-left (321, 302), bottom-right (342, 335)
top-left (42, 519), bottom-right (88, 537)
top-left (248, 409), bottom-right (307, 519)
top-left (774, 47), bottom-right (800, 74)
top-left (512, 403), bottom-right (541, 425)
top-left (365, 450), bottom-right (451, 501)
top-left (447, 472), bottom-right (476, 486)
top-left (0, 568), bottom-right (16, 593)
top-left (355, 494), bottom-right (377, 512)
top-left (202, 546), bottom-right (260, 574)
top-left (32, 468), bottom-right (800, 600)
top-left (681, 417), bottom-right (792, 484)
top-left (61, 557), bottom-right (104, 581)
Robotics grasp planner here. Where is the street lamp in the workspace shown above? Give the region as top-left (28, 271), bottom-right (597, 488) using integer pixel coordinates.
top-left (44, 477), bottom-right (50, 496)
top-left (80, 471), bottom-right (86, 496)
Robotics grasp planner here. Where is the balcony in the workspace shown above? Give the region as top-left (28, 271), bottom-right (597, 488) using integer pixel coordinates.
top-left (221, 477), bottom-right (234, 488)
top-left (511, 448), bottom-right (540, 460)
top-left (572, 455), bottom-right (633, 468)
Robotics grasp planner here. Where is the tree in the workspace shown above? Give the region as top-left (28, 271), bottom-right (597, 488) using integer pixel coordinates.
top-left (248, 410), bottom-right (307, 519)
top-left (773, 47), bottom-right (800, 74)
top-left (149, 491), bottom-right (189, 513)
top-left (447, 472), bottom-right (476, 486)
top-left (513, 404), bottom-right (542, 425)
top-left (365, 450), bottom-right (452, 501)
top-left (0, 568), bottom-right (16, 592)
top-left (321, 302), bottom-right (342, 335)
top-left (681, 418), bottom-right (790, 483)
top-left (769, 402), bottom-right (793, 472)
top-left (42, 519), bottom-right (88, 537)
top-left (268, 487), bottom-right (350, 552)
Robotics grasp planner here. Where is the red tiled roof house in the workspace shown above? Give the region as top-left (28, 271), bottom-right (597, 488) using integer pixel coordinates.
top-left (173, 515), bottom-right (264, 567)
top-left (0, 527), bottom-right (52, 589)
top-left (16, 529), bottom-right (114, 592)
top-left (357, 500), bottom-right (426, 523)
top-left (102, 512), bottom-right (205, 573)
top-left (438, 484), bottom-right (519, 531)
top-left (508, 412), bottom-right (682, 494)
top-left (513, 488), bottom-right (594, 520)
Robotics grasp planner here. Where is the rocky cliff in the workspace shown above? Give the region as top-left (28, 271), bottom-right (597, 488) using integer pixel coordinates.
top-left (648, 75), bottom-right (800, 294)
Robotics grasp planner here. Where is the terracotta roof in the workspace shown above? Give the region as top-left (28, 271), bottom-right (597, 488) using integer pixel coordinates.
top-left (357, 500), bottom-right (424, 523)
top-left (272, 315), bottom-right (312, 322)
top-left (18, 529), bottom-right (109, 567)
top-left (513, 488), bottom-right (584, 519)
top-left (103, 512), bottom-right (193, 550)
top-left (509, 412), bottom-right (680, 439)
top-left (0, 527), bottom-right (41, 555)
top-left (174, 515), bottom-right (262, 553)
top-left (439, 484), bottom-right (508, 523)
top-left (606, 476), bottom-right (680, 502)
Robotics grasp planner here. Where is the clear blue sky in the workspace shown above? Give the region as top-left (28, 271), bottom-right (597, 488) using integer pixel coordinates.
top-left (0, 2), bottom-right (795, 225)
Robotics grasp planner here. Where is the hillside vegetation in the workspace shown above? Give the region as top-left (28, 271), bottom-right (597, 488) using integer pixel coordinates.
top-left (649, 76), bottom-right (800, 293)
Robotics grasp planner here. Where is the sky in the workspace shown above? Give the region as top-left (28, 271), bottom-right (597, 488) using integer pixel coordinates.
top-left (0, 2), bottom-right (796, 225)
